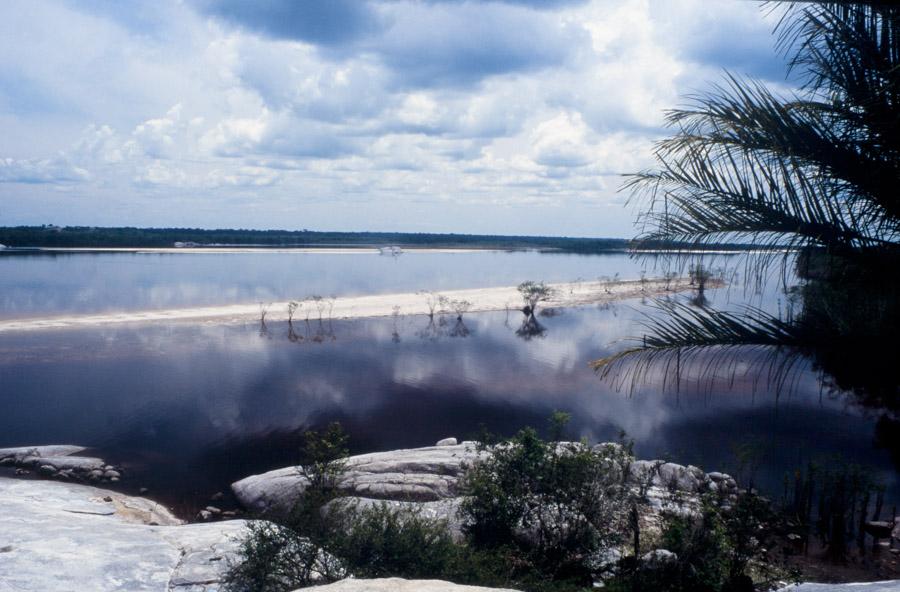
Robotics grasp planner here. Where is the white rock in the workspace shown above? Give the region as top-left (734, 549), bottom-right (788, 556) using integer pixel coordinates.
top-left (0, 476), bottom-right (253, 591)
top-left (0, 445), bottom-right (86, 459)
top-left (436, 438), bottom-right (458, 447)
top-left (777, 582), bottom-right (900, 591)
top-left (233, 442), bottom-right (483, 515)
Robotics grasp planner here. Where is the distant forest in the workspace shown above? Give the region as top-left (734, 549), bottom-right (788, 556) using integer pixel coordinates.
top-left (0, 225), bottom-right (757, 254)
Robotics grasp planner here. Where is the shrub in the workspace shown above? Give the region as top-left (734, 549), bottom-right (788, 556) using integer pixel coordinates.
top-left (625, 491), bottom-right (798, 592)
top-left (224, 521), bottom-right (346, 592)
top-left (517, 281), bottom-right (553, 316)
top-left (325, 502), bottom-right (459, 579)
top-left (460, 413), bottom-right (634, 586)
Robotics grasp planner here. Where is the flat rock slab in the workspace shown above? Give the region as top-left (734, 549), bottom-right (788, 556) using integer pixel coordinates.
top-left (233, 442), bottom-right (483, 514)
top-left (231, 441), bottom-right (730, 517)
top-left (0, 445), bottom-right (86, 459)
top-left (298, 577), bottom-right (521, 592)
top-left (0, 444), bottom-right (122, 484)
top-left (21, 454), bottom-right (106, 471)
top-left (0, 477), bottom-right (250, 592)
top-left (778, 582), bottom-right (900, 591)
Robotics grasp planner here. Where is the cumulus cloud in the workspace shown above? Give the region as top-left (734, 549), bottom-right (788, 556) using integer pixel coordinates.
top-left (199, 0), bottom-right (585, 89)
top-left (0, 0), bottom-right (789, 236)
top-left (0, 156), bottom-right (89, 184)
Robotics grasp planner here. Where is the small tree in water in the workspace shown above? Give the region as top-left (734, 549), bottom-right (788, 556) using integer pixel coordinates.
top-left (517, 281), bottom-right (553, 317)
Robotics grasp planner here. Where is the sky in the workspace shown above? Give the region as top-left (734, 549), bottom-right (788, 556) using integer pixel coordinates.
top-left (0, 0), bottom-right (788, 237)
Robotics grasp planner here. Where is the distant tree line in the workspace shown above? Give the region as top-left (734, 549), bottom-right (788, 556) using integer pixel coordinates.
top-left (0, 225), bottom-right (762, 254)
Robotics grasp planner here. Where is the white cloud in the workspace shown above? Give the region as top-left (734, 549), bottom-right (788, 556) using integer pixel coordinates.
top-left (0, 0), bottom-right (789, 236)
top-left (0, 156), bottom-right (89, 184)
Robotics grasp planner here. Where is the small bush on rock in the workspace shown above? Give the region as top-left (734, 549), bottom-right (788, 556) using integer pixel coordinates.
top-left (224, 521), bottom-right (346, 592)
top-left (460, 412), bottom-right (635, 587)
top-left (325, 502), bottom-right (459, 579)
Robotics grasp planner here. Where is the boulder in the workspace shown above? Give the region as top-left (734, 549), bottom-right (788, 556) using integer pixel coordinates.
top-left (436, 438), bottom-right (458, 447)
top-left (294, 578), bottom-right (521, 592)
top-left (863, 521), bottom-right (894, 539)
top-left (641, 548), bottom-right (678, 567)
top-left (0, 476), bottom-right (254, 591)
top-left (233, 442), bottom-right (482, 515)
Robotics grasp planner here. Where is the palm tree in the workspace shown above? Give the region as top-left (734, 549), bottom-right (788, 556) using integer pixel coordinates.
top-left (595, 3), bottom-right (899, 405)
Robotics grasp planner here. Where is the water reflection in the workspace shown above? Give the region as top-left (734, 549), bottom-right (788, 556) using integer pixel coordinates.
top-left (515, 313), bottom-right (547, 340)
top-left (0, 295), bottom-right (894, 515)
top-left (0, 251), bottom-right (656, 318)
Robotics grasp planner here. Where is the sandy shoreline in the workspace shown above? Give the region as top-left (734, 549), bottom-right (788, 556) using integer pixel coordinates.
top-left (0, 278), bottom-right (704, 333)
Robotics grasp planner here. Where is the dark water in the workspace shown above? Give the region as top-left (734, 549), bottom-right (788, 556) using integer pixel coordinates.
top-left (0, 251), bottom-right (895, 517)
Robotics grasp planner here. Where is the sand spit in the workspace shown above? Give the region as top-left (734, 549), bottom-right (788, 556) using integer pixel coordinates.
top-left (0, 278), bottom-right (708, 333)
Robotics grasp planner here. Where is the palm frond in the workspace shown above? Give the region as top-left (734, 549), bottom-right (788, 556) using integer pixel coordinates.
top-left (592, 299), bottom-right (809, 395)
top-left (626, 3), bottom-right (900, 275)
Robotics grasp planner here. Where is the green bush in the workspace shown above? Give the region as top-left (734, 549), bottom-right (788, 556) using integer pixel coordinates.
top-left (325, 502), bottom-right (459, 579)
top-left (224, 521), bottom-right (346, 592)
top-left (460, 413), bottom-right (634, 586)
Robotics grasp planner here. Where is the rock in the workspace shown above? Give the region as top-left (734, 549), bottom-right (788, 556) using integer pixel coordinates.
top-left (641, 549), bottom-right (678, 567)
top-left (436, 438), bottom-right (458, 447)
top-left (777, 582), bottom-right (900, 591)
top-left (211, 491), bottom-right (224, 501)
top-left (0, 445), bottom-right (119, 485)
top-left (232, 439), bottom-right (741, 566)
top-left (204, 506), bottom-right (221, 514)
top-left (25, 455), bottom-right (106, 472)
top-left (657, 462), bottom-right (705, 492)
top-left (233, 442), bottom-right (483, 515)
top-left (294, 578), bottom-right (521, 592)
top-left (0, 445), bottom-right (86, 460)
top-left (586, 547), bottom-right (621, 573)
top-left (627, 460), bottom-right (709, 493)
top-left (0, 476), bottom-right (252, 591)
top-left (139, 487), bottom-right (149, 494)
top-left (863, 521), bottom-right (894, 539)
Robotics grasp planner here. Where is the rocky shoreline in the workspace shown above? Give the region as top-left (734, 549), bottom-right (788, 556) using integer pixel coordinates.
top-left (230, 437), bottom-right (740, 544)
top-left (0, 445), bottom-right (124, 484)
top-left (1, 441), bottom-right (897, 591)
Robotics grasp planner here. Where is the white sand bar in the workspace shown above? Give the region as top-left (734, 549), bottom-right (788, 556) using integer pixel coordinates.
top-left (0, 278), bottom-right (710, 333)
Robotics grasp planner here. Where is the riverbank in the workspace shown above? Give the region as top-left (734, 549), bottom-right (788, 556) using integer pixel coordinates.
top-left (0, 277), bottom-right (711, 333)
top-left (2, 442), bottom-right (897, 590)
